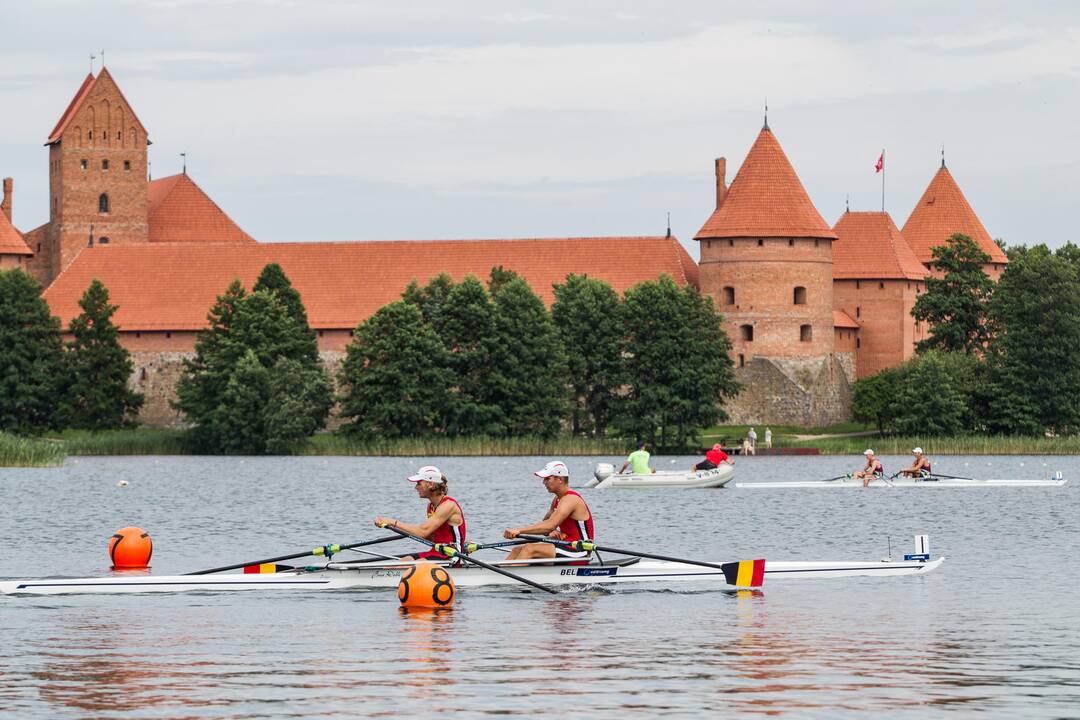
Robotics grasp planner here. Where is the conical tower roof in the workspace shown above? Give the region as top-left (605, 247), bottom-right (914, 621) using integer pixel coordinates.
top-left (696, 126), bottom-right (836, 240)
top-left (901, 166), bottom-right (1007, 265)
top-left (833, 211), bottom-right (926, 280)
top-left (147, 174), bottom-right (255, 243)
top-left (0, 210), bottom-right (32, 256)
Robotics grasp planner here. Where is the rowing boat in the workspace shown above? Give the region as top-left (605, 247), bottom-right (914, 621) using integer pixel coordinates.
top-left (587, 463), bottom-right (733, 489)
top-left (0, 555), bottom-right (944, 596)
top-left (734, 472), bottom-right (1066, 489)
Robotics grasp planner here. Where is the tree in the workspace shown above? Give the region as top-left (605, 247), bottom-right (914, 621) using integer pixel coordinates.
top-left (617, 276), bottom-right (740, 450)
top-left (551, 274), bottom-right (624, 436)
top-left (487, 265), bottom-right (520, 296)
top-left (402, 273), bottom-right (455, 336)
top-left (890, 352), bottom-right (968, 436)
top-left (338, 301), bottom-right (455, 438)
top-left (253, 263), bottom-right (316, 353)
top-left (851, 368), bottom-right (901, 434)
top-left (438, 276), bottom-right (500, 436)
top-left (912, 233), bottom-right (994, 354)
top-left (0, 269), bottom-right (64, 434)
top-left (985, 245), bottom-right (1080, 435)
top-left (58, 279), bottom-right (143, 429)
top-left (483, 277), bottom-right (569, 437)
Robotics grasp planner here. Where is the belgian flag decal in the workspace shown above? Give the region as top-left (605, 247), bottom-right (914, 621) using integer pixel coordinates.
top-left (243, 563), bottom-right (292, 574)
top-left (720, 558), bottom-right (765, 587)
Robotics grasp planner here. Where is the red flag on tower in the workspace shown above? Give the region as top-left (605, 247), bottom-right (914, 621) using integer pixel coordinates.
top-left (874, 151), bottom-right (884, 173)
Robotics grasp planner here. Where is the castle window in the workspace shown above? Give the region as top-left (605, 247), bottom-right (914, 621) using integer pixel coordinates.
top-left (117, 131), bottom-right (122, 140)
top-left (856, 306), bottom-right (861, 318)
top-left (102, 159), bottom-right (109, 171)
top-left (98, 193), bottom-right (110, 213)
top-left (815, 239), bottom-right (820, 247)
top-left (788, 239), bottom-right (794, 247)
top-left (88, 130), bottom-right (93, 140)
top-left (98, 237), bottom-right (109, 245)
top-left (855, 280), bottom-right (860, 289)
top-left (757, 239), bottom-right (763, 247)
top-left (124, 160), bottom-right (131, 171)
top-left (139, 367), bottom-right (146, 380)
top-left (728, 239), bottom-right (734, 247)
top-left (800, 324), bottom-right (812, 342)
top-left (740, 325), bottom-right (754, 342)
top-left (793, 286), bottom-right (807, 305)
top-left (879, 281), bottom-right (885, 289)
top-left (722, 286), bottom-right (735, 305)
top-left (80, 159), bottom-right (88, 171)
top-left (166, 332), bottom-right (172, 339)
top-left (856, 337), bottom-right (861, 349)
top-left (738, 354), bottom-right (745, 368)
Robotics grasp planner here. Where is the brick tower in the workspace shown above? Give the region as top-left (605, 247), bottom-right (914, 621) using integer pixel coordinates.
top-left (695, 122), bottom-right (838, 365)
top-left (28, 68), bottom-right (150, 284)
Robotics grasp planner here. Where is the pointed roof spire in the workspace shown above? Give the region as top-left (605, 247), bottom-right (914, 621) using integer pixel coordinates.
top-left (901, 165), bottom-right (1007, 265)
top-left (147, 174), bottom-right (256, 244)
top-left (46, 68), bottom-right (150, 146)
top-left (941, 144), bottom-right (946, 169)
top-left (763, 99), bottom-right (769, 131)
top-left (695, 125), bottom-right (836, 240)
top-left (833, 211), bottom-right (926, 280)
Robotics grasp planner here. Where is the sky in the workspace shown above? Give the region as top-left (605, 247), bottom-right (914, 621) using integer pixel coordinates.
top-left (1, 1), bottom-right (1077, 259)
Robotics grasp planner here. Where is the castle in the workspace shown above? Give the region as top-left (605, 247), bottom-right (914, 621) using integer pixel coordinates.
top-left (0, 68), bottom-right (1006, 427)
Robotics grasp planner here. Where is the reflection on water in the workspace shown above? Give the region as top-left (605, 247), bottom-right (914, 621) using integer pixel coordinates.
top-left (2, 455), bottom-right (1079, 717)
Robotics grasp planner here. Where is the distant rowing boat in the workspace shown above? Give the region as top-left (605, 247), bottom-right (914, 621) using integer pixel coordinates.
top-left (0, 554), bottom-right (943, 596)
top-left (587, 463), bottom-right (733, 489)
top-left (735, 472), bottom-right (1066, 489)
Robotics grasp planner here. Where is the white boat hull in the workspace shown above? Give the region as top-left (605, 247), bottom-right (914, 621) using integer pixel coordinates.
top-left (735, 474), bottom-right (1066, 489)
top-left (587, 464), bottom-right (733, 489)
top-left (0, 556), bottom-right (943, 596)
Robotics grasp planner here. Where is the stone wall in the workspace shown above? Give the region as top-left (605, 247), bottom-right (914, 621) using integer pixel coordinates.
top-left (724, 352), bottom-right (855, 426)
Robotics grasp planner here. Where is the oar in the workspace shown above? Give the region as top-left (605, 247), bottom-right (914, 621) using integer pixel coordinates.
top-left (380, 525), bottom-right (557, 594)
top-left (185, 535), bottom-right (402, 575)
top-left (822, 474), bottom-right (853, 482)
top-left (927, 473), bottom-right (974, 481)
top-left (464, 539), bottom-right (531, 553)
top-left (516, 534), bottom-right (765, 587)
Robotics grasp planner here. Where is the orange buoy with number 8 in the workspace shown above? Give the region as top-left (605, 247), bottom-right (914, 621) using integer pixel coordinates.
top-left (109, 527), bottom-right (153, 568)
top-left (398, 562), bottom-right (455, 608)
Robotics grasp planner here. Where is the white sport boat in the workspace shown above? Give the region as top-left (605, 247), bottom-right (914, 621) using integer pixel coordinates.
top-left (735, 471), bottom-right (1066, 489)
top-left (0, 554), bottom-right (943, 596)
top-left (587, 462), bottom-right (733, 489)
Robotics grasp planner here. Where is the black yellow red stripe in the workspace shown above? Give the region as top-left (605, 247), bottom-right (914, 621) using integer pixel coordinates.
top-left (721, 558), bottom-right (765, 587)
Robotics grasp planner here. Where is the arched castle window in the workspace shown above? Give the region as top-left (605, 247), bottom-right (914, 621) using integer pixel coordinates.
top-left (722, 286), bottom-right (735, 305)
top-left (800, 325), bottom-right (812, 342)
top-left (99, 193), bottom-right (109, 213)
top-left (740, 325), bottom-right (754, 342)
top-left (793, 286), bottom-right (807, 305)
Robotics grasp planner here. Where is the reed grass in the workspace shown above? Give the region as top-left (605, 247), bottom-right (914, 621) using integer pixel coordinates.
top-left (0, 432), bottom-right (67, 467)
top-left (798, 435), bottom-right (1080, 455)
top-left (302, 434), bottom-right (630, 457)
top-left (55, 429), bottom-right (191, 455)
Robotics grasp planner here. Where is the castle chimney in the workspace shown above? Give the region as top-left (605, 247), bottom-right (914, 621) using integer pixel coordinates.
top-left (1, 178), bottom-right (11, 222)
top-left (714, 158), bottom-right (727, 209)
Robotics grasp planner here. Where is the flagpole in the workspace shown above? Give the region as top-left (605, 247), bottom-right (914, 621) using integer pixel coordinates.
top-left (880, 149), bottom-right (885, 212)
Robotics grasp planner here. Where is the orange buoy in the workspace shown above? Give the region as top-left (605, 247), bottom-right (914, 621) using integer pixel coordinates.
top-left (398, 562), bottom-right (455, 609)
top-left (109, 527), bottom-right (153, 568)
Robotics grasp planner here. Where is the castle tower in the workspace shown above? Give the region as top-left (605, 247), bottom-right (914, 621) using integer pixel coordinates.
top-left (695, 123), bottom-right (838, 365)
top-left (32, 68), bottom-right (150, 284)
top-left (0, 179), bottom-right (34, 271)
top-left (832, 211), bottom-right (928, 377)
top-left (901, 161), bottom-right (1007, 279)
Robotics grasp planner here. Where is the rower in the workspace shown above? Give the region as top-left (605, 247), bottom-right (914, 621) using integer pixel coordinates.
top-left (619, 443), bottom-right (655, 475)
top-left (374, 465), bottom-right (466, 561)
top-left (900, 447), bottom-right (932, 478)
top-left (852, 449), bottom-right (885, 487)
top-left (503, 461), bottom-right (594, 561)
top-left (692, 443), bottom-right (734, 472)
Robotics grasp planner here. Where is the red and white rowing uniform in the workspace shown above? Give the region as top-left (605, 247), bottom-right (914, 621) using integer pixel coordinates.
top-left (551, 490), bottom-right (594, 559)
top-left (417, 496), bottom-right (466, 560)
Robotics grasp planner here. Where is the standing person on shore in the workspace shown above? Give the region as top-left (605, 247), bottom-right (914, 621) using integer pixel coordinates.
top-left (619, 443), bottom-right (655, 475)
top-left (852, 449), bottom-right (885, 487)
top-left (374, 466), bottom-right (466, 561)
top-left (503, 461), bottom-right (594, 561)
top-left (747, 427), bottom-right (758, 453)
top-left (764, 427), bottom-right (773, 449)
top-left (900, 448), bottom-right (932, 478)
top-left (693, 443), bottom-right (734, 471)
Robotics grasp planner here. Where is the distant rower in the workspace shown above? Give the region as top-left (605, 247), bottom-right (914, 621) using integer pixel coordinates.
top-left (503, 461), bottom-right (594, 561)
top-left (374, 465), bottom-right (466, 560)
top-left (693, 443), bottom-right (734, 472)
top-left (900, 447), bottom-right (932, 478)
top-left (852, 449), bottom-right (885, 487)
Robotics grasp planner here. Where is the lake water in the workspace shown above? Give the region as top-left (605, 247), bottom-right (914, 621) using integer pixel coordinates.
top-left (1, 454), bottom-right (1077, 718)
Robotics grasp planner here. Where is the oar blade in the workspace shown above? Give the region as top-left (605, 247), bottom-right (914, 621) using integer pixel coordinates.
top-left (720, 558), bottom-right (765, 588)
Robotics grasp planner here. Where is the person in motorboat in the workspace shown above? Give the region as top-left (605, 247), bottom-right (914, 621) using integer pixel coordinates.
top-left (852, 449), bottom-right (885, 487)
top-left (692, 443), bottom-right (734, 472)
top-left (502, 460), bottom-right (594, 561)
top-left (900, 447), bottom-right (932, 479)
top-left (619, 443), bottom-right (655, 475)
top-left (374, 465), bottom-right (466, 561)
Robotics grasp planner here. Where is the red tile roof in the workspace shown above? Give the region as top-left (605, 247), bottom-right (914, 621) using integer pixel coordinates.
top-left (696, 127), bottom-right (836, 240)
top-left (42, 237), bottom-right (698, 331)
top-left (148, 174), bottom-right (255, 244)
top-left (832, 211), bottom-right (927, 280)
top-left (46, 69), bottom-right (149, 146)
top-left (0, 212), bottom-right (32, 256)
top-left (833, 309), bottom-right (859, 329)
top-left (901, 166), bottom-right (1007, 265)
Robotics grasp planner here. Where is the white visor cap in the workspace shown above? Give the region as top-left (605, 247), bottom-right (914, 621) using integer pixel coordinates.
top-left (912, 447), bottom-right (924, 454)
top-left (534, 460), bottom-right (570, 479)
top-left (863, 449), bottom-right (875, 456)
top-left (408, 466), bottom-right (443, 484)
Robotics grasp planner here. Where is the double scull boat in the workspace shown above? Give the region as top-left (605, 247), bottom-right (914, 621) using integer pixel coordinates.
top-left (735, 471), bottom-right (1066, 489)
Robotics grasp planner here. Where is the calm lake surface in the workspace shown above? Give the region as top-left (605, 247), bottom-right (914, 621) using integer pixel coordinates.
top-left (1, 454), bottom-right (1078, 718)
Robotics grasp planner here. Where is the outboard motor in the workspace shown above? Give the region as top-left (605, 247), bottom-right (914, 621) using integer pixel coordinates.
top-left (587, 463), bottom-right (615, 487)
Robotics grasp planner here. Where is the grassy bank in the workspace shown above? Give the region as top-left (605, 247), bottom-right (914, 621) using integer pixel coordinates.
top-left (0, 432), bottom-right (67, 467)
top-left (303, 434), bottom-right (628, 456)
top-left (53, 429), bottom-right (191, 455)
top-left (796, 435), bottom-right (1080, 455)
top-left (701, 422), bottom-right (874, 447)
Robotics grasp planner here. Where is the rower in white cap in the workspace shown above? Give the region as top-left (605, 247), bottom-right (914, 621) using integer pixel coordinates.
top-left (374, 465), bottom-right (466, 560)
top-left (900, 447), bottom-right (932, 479)
top-left (852, 449), bottom-right (885, 487)
top-left (503, 460), bottom-right (595, 561)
